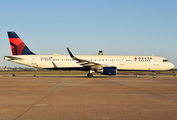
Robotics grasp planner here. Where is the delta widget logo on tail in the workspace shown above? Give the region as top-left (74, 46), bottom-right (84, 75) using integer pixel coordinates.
top-left (8, 32), bottom-right (34, 55)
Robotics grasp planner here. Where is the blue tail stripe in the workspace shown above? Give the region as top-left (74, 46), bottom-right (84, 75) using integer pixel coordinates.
top-left (8, 32), bottom-right (19, 38)
top-left (21, 46), bottom-right (34, 55)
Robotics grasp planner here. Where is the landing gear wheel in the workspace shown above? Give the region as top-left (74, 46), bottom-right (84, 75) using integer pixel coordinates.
top-left (152, 71), bottom-right (156, 78)
top-left (87, 73), bottom-right (93, 78)
top-left (153, 75), bottom-right (156, 78)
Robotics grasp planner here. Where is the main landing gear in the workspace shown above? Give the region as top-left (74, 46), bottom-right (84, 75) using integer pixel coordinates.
top-left (152, 71), bottom-right (156, 78)
top-left (87, 70), bottom-right (94, 78)
top-left (87, 73), bottom-right (93, 78)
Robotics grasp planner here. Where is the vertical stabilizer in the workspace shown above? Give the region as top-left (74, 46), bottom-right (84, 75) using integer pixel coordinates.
top-left (7, 32), bottom-right (35, 55)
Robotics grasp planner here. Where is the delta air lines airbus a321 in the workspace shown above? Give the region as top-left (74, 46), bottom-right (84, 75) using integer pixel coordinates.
top-left (4, 32), bottom-right (174, 78)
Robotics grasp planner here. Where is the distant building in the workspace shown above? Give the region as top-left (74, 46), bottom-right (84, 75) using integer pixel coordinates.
top-left (98, 50), bottom-right (103, 55)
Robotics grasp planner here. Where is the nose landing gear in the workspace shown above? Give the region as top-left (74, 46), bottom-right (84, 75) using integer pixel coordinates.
top-left (152, 71), bottom-right (156, 78)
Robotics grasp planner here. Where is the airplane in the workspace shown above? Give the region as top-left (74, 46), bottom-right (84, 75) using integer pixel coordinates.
top-left (4, 32), bottom-right (174, 78)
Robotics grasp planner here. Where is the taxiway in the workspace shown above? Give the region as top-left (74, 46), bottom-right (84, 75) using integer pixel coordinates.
top-left (0, 77), bottom-right (177, 120)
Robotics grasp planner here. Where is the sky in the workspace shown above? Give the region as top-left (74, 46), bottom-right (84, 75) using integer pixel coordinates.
top-left (0, 0), bottom-right (177, 68)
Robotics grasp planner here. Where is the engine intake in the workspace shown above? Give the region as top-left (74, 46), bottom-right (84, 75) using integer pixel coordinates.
top-left (102, 67), bottom-right (117, 75)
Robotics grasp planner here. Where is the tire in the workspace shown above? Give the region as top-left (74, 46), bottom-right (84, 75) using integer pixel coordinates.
top-left (153, 75), bottom-right (156, 78)
top-left (87, 73), bottom-right (93, 78)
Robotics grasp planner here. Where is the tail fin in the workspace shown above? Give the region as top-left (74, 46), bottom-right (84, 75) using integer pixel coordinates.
top-left (7, 32), bottom-right (35, 55)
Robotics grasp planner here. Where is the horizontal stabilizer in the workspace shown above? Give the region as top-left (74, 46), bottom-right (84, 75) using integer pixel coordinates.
top-left (4, 56), bottom-right (23, 61)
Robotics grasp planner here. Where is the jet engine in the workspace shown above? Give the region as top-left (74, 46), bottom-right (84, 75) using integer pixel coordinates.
top-left (96, 67), bottom-right (117, 75)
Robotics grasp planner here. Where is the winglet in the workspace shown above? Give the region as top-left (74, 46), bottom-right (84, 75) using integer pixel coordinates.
top-left (67, 48), bottom-right (75, 58)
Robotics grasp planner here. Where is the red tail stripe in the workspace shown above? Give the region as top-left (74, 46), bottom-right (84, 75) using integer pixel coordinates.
top-left (9, 38), bottom-right (25, 55)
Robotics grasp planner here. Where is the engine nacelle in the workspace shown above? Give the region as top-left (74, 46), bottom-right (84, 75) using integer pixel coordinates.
top-left (102, 67), bottom-right (117, 75)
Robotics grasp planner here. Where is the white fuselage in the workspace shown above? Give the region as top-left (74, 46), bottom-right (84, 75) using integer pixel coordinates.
top-left (5, 54), bottom-right (174, 71)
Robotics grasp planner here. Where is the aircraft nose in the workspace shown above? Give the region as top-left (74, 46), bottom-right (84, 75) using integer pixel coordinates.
top-left (169, 62), bottom-right (174, 69)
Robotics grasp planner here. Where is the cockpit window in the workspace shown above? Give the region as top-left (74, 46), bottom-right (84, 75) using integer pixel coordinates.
top-left (163, 59), bottom-right (168, 62)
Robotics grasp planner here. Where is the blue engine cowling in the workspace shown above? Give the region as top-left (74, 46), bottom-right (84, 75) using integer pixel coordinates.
top-left (103, 67), bottom-right (117, 75)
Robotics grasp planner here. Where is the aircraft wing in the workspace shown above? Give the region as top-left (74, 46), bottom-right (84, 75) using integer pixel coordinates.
top-left (67, 48), bottom-right (108, 69)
